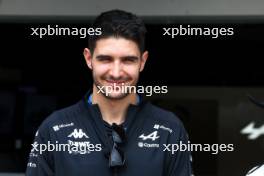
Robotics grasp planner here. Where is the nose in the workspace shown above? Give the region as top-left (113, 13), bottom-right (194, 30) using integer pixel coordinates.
top-left (110, 60), bottom-right (123, 79)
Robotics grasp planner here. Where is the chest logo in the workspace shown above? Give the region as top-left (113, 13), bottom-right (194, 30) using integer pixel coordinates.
top-left (241, 122), bottom-right (264, 140)
top-left (68, 129), bottom-right (89, 139)
top-left (139, 131), bottom-right (160, 141)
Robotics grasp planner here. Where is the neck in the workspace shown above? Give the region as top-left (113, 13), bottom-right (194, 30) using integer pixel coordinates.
top-left (92, 85), bottom-right (137, 125)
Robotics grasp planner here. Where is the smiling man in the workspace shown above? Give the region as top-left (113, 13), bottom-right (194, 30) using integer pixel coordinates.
top-left (26, 9), bottom-right (192, 176)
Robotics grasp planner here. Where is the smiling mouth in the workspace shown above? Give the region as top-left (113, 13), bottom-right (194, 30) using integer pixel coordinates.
top-left (105, 80), bottom-right (127, 85)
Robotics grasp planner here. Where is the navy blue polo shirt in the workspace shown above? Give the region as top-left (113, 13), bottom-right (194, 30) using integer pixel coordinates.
top-left (26, 93), bottom-right (192, 176)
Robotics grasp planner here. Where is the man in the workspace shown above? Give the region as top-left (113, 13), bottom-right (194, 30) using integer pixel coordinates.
top-left (26, 9), bottom-right (192, 176)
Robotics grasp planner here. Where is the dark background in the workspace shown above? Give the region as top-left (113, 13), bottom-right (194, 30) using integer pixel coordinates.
top-left (0, 18), bottom-right (264, 175)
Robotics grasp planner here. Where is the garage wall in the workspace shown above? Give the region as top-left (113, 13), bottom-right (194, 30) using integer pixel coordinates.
top-left (0, 0), bottom-right (264, 16)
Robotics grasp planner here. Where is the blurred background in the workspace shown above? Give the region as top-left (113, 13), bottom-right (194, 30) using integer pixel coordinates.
top-left (0, 0), bottom-right (264, 175)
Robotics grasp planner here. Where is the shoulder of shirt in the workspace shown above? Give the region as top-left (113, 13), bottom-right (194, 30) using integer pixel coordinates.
top-left (144, 102), bottom-right (189, 140)
top-left (37, 100), bottom-right (83, 132)
top-left (144, 102), bottom-right (184, 127)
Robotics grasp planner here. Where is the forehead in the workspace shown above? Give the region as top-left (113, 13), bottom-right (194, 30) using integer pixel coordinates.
top-left (93, 37), bottom-right (141, 56)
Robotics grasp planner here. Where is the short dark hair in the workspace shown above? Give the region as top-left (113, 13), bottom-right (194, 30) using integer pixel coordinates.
top-left (89, 9), bottom-right (147, 54)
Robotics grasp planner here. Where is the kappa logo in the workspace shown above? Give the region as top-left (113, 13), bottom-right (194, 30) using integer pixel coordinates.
top-left (241, 122), bottom-right (264, 140)
top-left (139, 131), bottom-right (160, 141)
top-left (68, 129), bottom-right (89, 139)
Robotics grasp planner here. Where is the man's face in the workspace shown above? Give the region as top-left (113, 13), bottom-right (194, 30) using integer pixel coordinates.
top-left (84, 37), bottom-right (148, 99)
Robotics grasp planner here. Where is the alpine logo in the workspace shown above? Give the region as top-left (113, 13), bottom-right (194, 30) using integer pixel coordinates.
top-left (240, 122), bottom-right (264, 140)
top-left (139, 131), bottom-right (159, 141)
top-left (68, 129), bottom-right (89, 139)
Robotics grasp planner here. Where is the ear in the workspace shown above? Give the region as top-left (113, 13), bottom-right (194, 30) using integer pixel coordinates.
top-left (83, 48), bottom-right (93, 70)
top-left (139, 51), bottom-right (149, 72)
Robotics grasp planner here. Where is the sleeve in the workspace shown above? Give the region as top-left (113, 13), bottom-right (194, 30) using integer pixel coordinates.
top-left (25, 126), bottom-right (55, 176)
top-left (165, 118), bottom-right (193, 176)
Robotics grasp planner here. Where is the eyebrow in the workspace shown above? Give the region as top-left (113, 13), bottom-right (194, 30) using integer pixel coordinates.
top-left (95, 55), bottom-right (139, 61)
top-left (96, 55), bottom-right (112, 60)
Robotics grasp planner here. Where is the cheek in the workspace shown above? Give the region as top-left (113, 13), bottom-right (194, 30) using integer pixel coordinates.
top-left (92, 64), bottom-right (109, 76)
top-left (124, 65), bottom-right (140, 78)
